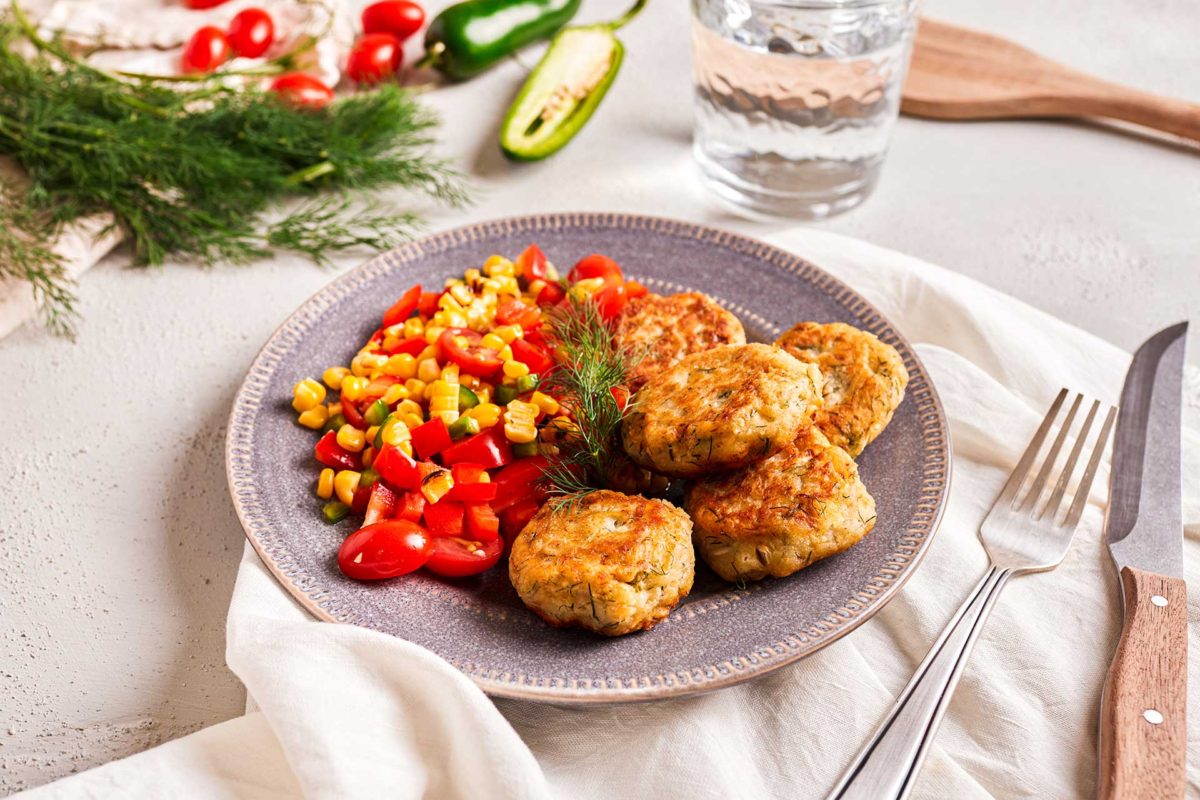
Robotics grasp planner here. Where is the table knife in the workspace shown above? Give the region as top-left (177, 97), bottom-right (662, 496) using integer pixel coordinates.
top-left (1099, 321), bottom-right (1189, 800)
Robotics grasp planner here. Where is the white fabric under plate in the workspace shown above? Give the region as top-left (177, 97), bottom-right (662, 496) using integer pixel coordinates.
top-left (19, 229), bottom-right (1200, 800)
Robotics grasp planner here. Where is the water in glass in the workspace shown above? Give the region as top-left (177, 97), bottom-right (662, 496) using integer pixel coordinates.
top-left (692, 0), bottom-right (918, 219)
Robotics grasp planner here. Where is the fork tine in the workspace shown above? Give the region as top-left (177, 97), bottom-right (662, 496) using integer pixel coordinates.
top-left (1038, 399), bottom-right (1099, 521)
top-left (995, 388), bottom-right (1068, 508)
top-left (1063, 405), bottom-right (1117, 528)
top-left (1019, 393), bottom-right (1083, 512)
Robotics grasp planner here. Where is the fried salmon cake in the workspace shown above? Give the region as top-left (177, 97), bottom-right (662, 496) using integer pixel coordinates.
top-left (775, 321), bottom-right (909, 456)
top-left (615, 292), bottom-right (746, 393)
top-left (685, 426), bottom-right (876, 582)
top-left (508, 491), bottom-right (694, 636)
top-left (621, 343), bottom-right (822, 478)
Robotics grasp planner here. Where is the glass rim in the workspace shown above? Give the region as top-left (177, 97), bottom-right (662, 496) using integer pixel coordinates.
top-left (708, 0), bottom-right (915, 8)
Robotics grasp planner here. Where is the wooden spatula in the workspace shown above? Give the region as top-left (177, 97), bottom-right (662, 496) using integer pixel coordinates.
top-left (902, 18), bottom-right (1200, 144)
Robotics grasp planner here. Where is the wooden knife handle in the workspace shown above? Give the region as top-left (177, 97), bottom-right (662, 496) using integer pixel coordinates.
top-left (1074, 85), bottom-right (1200, 145)
top-left (1098, 566), bottom-right (1188, 800)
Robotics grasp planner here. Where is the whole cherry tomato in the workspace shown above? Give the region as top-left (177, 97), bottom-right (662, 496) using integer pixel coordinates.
top-left (227, 8), bottom-right (275, 58)
top-left (346, 33), bottom-right (403, 84)
top-left (338, 519), bottom-right (433, 580)
top-left (361, 1), bottom-right (426, 42)
top-left (268, 73), bottom-right (335, 109)
top-left (184, 0), bottom-right (229, 8)
top-left (181, 26), bottom-right (231, 74)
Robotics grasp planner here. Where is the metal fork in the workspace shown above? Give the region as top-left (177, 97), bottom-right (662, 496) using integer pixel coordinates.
top-left (828, 389), bottom-right (1117, 800)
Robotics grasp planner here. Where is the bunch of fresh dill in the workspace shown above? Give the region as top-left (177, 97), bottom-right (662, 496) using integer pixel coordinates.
top-left (540, 295), bottom-right (635, 505)
top-left (0, 5), bottom-right (465, 335)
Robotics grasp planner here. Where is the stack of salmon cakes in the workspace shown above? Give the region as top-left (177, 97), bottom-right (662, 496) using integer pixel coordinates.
top-left (508, 290), bottom-right (909, 635)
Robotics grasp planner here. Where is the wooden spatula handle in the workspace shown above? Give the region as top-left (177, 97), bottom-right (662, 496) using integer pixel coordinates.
top-left (1076, 85), bottom-right (1200, 144)
top-left (1098, 566), bottom-right (1188, 800)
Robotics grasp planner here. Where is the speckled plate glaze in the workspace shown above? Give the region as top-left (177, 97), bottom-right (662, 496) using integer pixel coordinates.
top-left (226, 213), bottom-right (950, 704)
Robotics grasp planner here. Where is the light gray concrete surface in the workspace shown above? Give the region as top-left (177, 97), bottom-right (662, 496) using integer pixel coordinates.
top-left (1, 0), bottom-right (1197, 793)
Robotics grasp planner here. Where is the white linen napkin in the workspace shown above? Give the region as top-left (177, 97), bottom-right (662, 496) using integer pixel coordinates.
top-left (19, 229), bottom-right (1200, 800)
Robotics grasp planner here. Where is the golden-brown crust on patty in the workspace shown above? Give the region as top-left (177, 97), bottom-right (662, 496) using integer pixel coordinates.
top-left (508, 490), bottom-right (694, 636)
top-left (615, 292), bottom-right (746, 393)
top-left (621, 343), bottom-right (822, 478)
top-left (775, 322), bottom-right (909, 456)
top-left (685, 426), bottom-right (876, 582)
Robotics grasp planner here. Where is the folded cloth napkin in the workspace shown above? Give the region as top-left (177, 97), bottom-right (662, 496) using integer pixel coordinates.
top-left (20, 230), bottom-right (1200, 800)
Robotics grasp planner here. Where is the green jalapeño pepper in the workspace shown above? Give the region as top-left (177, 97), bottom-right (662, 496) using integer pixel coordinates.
top-left (499, 0), bottom-right (647, 161)
top-left (421, 0), bottom-right (582, 81)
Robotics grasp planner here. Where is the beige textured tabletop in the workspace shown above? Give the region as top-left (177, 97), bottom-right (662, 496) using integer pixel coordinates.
top-left (1, 0), bottom-right (1197, 793)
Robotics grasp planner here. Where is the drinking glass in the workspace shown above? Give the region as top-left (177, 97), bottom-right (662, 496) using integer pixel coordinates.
top-left (691, 0), bottom-right (919, 219)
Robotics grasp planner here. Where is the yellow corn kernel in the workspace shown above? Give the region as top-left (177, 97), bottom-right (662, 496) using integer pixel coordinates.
top-left (429, 380), bottom-right (460, 421)
top-left (483, 255), bottom-right (515, 277)
top-left (440, 363), bottom-right (460, 383)
top-left (340, 376), bottom-right (366, 402)
top-left (316, 468), bottom-right (335, 500)
top-left (401, 412), bottom-right (424, 430)
top-left (503, 422), bottom-right (538, 444)
top-left (336, 424), bottom-right (366, 453)
top-left (497, 345), bottom-right (513, 361)
top-left (333, 470), bottom-right (361, 506)
top-left (503, 359), bottom-right (530, 379)
top-left (530, 391), bottom-right (560, 416)
top-left (366, 425), bottom-right (380, 443)
top-left (461, 373), bottom-right (480, 390)
top-left (503, 400), bottom-right (539, 444)
top-left (466, 403), bottom-right (502, 429)
top-left (396, 399), bottom-right (423, 418)
top-left (420, 468), bottom-right (455, 504)
top-left (326, 401), bottom-right (343, 417)
top-left (297, 405), bottom-right (329, 430)
top-left (379, 415), bottom-right (411, 447)
top-left (464, 268), bottom-right (482, 284)
top-left (382, 383), bottom-right (409, 406)
top-left (526, 279), bottom-right (547, 297)
top-left (398, 440), bottom-right (414, 458)
top-left (361, 446), bottom-right (375, 468)
top-left (292, 378), bottom-right (326, 412)
top-left (474, 385), bottom-right (492, 405)
top-left (417, 357), bottom-right (441, 383)
top-left (404, 378), bottom-right (427, 397)
top-left (424, 325), bottom-right (446, 345)
top-left (402, 317), bottom-right (425, 340)
top-left (322, 367), bottom-right (350, 391)
top-left (495, 276), bottom-right (520, 296)
top-left (382, 353), bottom-right (418, 379)
top-left (493, 325), bottom-right (522, 343)
top-left (449, 283), bottom-right (474, 306)
top-left (423, 382), bottom-right (437, 401)
top-left (480, 333), bottom-right (506, 351)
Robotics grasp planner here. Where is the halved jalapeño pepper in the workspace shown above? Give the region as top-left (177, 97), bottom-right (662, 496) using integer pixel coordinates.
top-left (500, 0), bottom-right (646, 161)
top-left (422, 0), bottom-right (582, 81)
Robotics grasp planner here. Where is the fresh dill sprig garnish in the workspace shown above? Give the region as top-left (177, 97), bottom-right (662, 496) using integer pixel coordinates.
top-left (539, 295), bottom-right (634, 508)
top-left (0, 4), bottom-right (465, 335)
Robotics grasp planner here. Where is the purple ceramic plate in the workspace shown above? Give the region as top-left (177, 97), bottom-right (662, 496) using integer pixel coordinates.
top-left (226, 213), bottom-right (950, 703)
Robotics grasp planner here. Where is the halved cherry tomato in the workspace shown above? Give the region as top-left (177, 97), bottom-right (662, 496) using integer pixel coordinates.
top-left (611, 386), bottom-right (630, 413)
top-left (509, 337), bottom-right (554, 376)
top-left (423, 500), bottom-right (464, 538)
top-left (438, 328), bottom-right (503, 378)
top-left (515, 244), bottom-right (549, 281)
top-left (381, 337), bottom-right (428, 357)
top-left (425, 536), bottom-right (503, 578)
top-left (568, 254), bottom-right (623, 285)
top-left (363, 481), bottom-right (398, 525)
top-left (268, 73), bottom-right (334, 109)
top-left (227, 8), bottom-right (274, 58)
top-left (181, 26), bottom-right (230, 74)
top-left (491, 456), bottom-right (550, 512)
top-left (593, 282), bottom-right (627, 321)
top-left (361, 0), bottom-right (425, 41)
top-left (340, 398), bottom-right (366, 429)
top-left (536, 282), bottom-right (565, 306)
top-left (440, 425), bottom-right (512, 469)
top-left (373, 444), bottom-right (423, 490)
top-left (495, 299), bottom-right (541, 330)
top-left (338, 519), bottom-right (432, 580)
top-left (411, 418), bottom-right (452, 460)
top-left (418, 291), bottom-right (441, 318)
top-left (396, 491), bottom-right (426, 522)
top-left (346, 32), bottom-right (403, 84)
top-left (184, 0), bottom-right (229, 9)
top-left (314, 430), bottom-right (362, 470)
top-left (624, 280), bottom-right (649, 300)
top-left (381, 284), bottom-right (421, 328)
top-left (501, 498), bottom-right (542, 541)
top-left (465, 503), bottom-right (500, 541)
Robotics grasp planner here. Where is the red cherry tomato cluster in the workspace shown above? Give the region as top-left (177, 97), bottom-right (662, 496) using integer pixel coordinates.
top-left (180, 7), bottom-right (275, 73)
top-left (346, 1), bottom-right (426, 84)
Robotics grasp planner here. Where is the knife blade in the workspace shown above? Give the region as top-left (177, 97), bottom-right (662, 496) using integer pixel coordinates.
top-left (1105, 321), bottom-right (1187, 579)
top-left (1098, 321), bottom-right (1188, 800)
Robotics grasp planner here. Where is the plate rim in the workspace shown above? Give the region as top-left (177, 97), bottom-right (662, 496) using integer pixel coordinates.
top-left (225, 212), bottom-right (952, 704)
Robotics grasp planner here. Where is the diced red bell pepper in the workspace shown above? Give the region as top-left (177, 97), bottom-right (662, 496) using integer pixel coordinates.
top-left (624, 279), bottom-right (648, 300)
top-left (515, 244), bottom-right (549, 281)
top-left (411, 418), bottom-right (453, 460)
top-left (363, 481), bottom-right (398, 525)
top-left (381, 284), bottom-right (421, 328)
top-left (373, 444), bottom-right (423, 490)
top-left (396, 491), bottom-right (426, 523)
top-left (501, 497), bottom-right (542, 541)
top-left (510, 337), bottom-right (555, 376)
top-left (417, 291), bottom-right (441, 319)
top-left (440, 426), bottom-right (513, 469)
top-left (536, 282), bottom-right (565, 306)
top-left (495, 298), bottom-right (541, 330)
top-left (369, 327), bottom-right (385, 344)
top-left (446, 464), bottom-right (499, 503)
top-left (423, 499), bottom-right (464, 538)
top-left (341, 398), bottom-right (366, 429)
top-left (314, 430), bottom-right (362, 470)
top-left (611, 386), bottom-right (630, 413)
top-left (351, 482), bottom-right (372, 514)
top-left (381, 337), bottom-right (428, 357)
top-left (465, 503), bottom-right (500, 541)
top-left (491, 456), bottom-right (550, 512)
